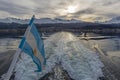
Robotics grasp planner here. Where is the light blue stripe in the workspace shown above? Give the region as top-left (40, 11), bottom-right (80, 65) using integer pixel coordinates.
top-left (19, 37), bottom-right (42, 72)
top-left (29, 15), bottom-right (35, 26)
top-left (19, 37), bottom-right (25, 49)
top-left (30, 24), bottom-right (46, 65)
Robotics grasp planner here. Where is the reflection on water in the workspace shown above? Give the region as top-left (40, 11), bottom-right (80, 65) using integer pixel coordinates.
top-left (0, 37), bottom-right (120, 53)
top-left (0, 38), bottom-right (21, 53)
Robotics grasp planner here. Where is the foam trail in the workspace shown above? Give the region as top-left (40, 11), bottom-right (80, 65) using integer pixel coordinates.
top-left (15, 32), bottom-right (104, 80)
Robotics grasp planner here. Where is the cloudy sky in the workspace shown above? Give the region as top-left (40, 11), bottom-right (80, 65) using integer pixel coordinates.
top-left (0, 0), bottom-right (120, 22)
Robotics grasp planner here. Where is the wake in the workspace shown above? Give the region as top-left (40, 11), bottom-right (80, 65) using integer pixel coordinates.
top-left (15, 32), bottom-right (104, 80)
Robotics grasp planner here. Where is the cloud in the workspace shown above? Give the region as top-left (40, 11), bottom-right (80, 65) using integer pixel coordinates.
top-left (0, 0), bottom-right (120, 21)
top-left (0, 0), bottom-right (35, 18)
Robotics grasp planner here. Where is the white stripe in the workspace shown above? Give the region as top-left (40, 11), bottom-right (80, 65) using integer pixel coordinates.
top-left (24, 26), bottom-right (31, 37)
top-left (25, 31), bottom-right (44, 67)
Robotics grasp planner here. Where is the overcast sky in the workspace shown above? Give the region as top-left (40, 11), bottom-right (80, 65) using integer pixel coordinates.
top-left (0, 0), bottom-right (120, 22)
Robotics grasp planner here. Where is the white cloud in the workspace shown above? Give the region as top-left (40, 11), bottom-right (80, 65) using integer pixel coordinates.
top-left (0, 0), bottom-right (120, 21)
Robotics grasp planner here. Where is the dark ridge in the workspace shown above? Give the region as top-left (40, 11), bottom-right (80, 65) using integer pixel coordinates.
top-left (0, 22), bottom-right (120, 37)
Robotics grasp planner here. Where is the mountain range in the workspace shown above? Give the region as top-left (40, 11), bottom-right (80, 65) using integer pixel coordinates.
top-left (0, 18), bottom-right (83, 24)
top-left (0, 16), bottom-right (120, 24)
top-left (105, 16), bottom-right (120, 24)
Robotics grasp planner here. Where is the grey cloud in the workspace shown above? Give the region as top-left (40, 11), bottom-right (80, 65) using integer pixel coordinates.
top-left (75, 8), bottom-right (95, 15)
top-left (102, 0), bottom-right (120, 6)
top-left (0, 0), bottom-right (120, 21)
top-left (0, 1), bottom-right (30, 15)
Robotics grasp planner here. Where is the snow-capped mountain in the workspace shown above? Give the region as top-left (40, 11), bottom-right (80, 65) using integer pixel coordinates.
top-left (0, 17), bottom-right (83, 24)
top-left (0, 18), bottom-right (27, 24)
top-left (105, 16), bottom-right (120, 24)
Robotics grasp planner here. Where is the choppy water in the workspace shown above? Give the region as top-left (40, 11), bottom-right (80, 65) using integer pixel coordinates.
top-left (0, 38), bottom-right (20, 53)
top-left (14, 32), bottom-right (104, 80)
top-left (0, 33), bottom-right (120, 80)
top-left (0, 37), bottom-right (120, 53)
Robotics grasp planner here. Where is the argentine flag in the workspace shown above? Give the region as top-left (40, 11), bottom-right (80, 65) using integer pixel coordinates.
top-left (19, 15), bottom-right (46, 72)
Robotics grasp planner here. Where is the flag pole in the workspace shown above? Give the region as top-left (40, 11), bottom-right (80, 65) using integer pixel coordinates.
top-left (4, 49), bottom-right (21, 80)
top-left (4, 15), bottom-right (35, 80)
